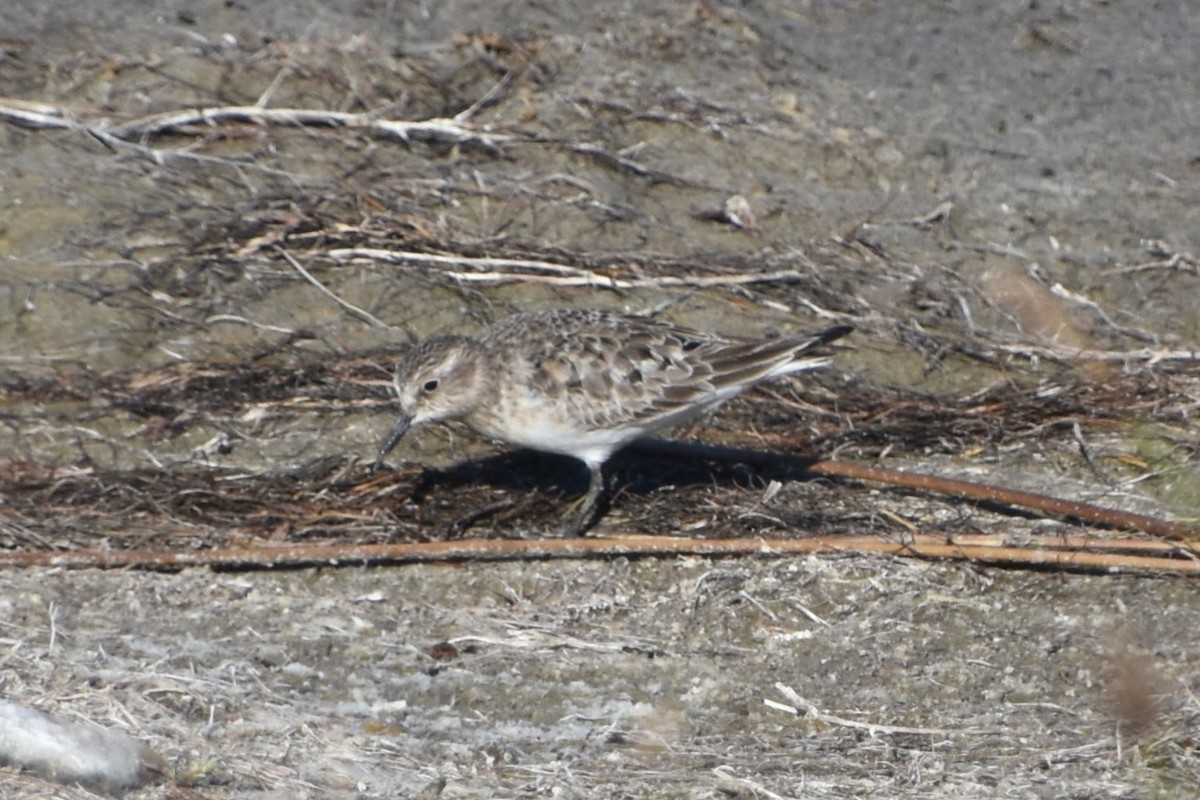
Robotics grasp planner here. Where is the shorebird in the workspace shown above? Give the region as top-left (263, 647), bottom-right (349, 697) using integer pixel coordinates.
top-left (374, 308), bottom-right (851, 535)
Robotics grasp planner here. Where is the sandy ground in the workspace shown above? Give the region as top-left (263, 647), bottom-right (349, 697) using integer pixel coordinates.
top-left (2, 1), bottom-right (1199, 798)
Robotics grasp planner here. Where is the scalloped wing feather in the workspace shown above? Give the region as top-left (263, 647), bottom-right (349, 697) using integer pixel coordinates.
top-left (483, 310), bottom-right (844, 433)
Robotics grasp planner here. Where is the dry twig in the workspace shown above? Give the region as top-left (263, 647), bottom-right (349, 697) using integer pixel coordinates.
top-left (329, 248), bottom-right (822, 292)
top-left (769, 683), bottom-right (996, 736)
top-left (0, 531), bottom-right (1194, 574)
top-left (275, 246), bottom-right (392, 329)
top-left (0, 99), bottom-right (511, 150)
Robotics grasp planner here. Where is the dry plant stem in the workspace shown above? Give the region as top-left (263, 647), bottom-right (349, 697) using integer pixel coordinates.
top-left (770, 682), bottom-right (991, 736)
top-left (329, 248), bottom-right (819, 291)
top-left (631, 441), bottom-right (1195, 541)
top-left (811, 459), bottom-right (1194, 540)
top-left (0, 533), bottom-right (1195, 573)
top-left (275, 246), bottom-right (392, 329)
top-left (0, 100), bottom-right (510, 149)
top-left (101, 107), bottom-right (513, 149)
top-left (563, 141), bottom-right (696, 186)
top-left (986, 342), bottom-right (1200, 364)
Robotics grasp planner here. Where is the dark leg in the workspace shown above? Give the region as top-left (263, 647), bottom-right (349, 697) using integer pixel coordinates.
top-left (564, 462), bottom-right (606, 537)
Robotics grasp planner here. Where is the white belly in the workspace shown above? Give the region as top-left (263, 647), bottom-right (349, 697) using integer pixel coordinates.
top-left (485, 415), bottom-right (641, 468)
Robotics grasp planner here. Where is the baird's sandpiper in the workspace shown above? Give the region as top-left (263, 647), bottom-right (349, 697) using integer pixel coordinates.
top-left (374, 308), bottom-right (851, 535)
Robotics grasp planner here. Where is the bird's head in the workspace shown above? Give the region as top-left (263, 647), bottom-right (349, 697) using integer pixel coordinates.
top-left (373, 335), bottom-right (486, 469)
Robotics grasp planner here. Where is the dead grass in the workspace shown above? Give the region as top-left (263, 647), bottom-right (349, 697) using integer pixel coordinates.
top-left (2, 7), bottom-right (1199, 798)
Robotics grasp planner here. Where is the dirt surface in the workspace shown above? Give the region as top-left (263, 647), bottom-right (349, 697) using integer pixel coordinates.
top-left (2, 1), bottom-right (1199, 798)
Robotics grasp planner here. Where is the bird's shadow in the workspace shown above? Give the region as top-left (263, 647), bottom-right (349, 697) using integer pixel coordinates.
top-left (406, 439), bottom-right (837, 531)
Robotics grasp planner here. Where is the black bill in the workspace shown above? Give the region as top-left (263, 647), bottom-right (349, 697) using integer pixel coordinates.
top-left (372, 409), bottom-right (413, 472)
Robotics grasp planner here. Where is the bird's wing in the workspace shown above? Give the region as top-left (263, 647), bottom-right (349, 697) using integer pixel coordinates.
top-left (496, 312), bottom-right (847, 430)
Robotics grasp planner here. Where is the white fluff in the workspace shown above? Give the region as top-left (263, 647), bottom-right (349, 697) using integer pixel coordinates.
top-left (0, 700), bottom-right (147, 790)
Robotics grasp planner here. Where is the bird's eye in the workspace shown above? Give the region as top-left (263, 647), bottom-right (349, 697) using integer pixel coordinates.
top-left (422, 379), bottom-right (439, 393)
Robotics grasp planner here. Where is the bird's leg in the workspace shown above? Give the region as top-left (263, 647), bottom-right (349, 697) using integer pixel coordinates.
top-left (564, 462), bottom-right (606, 537)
